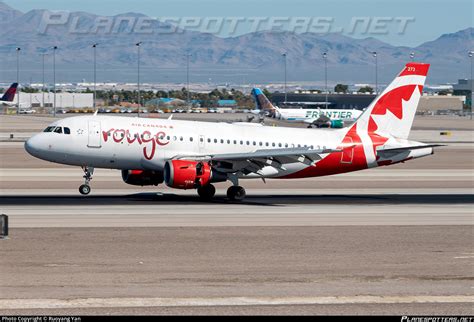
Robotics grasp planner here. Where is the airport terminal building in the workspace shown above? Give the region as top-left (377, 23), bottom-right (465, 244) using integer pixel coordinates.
top-left (14, 92), bottom-right (93, 109)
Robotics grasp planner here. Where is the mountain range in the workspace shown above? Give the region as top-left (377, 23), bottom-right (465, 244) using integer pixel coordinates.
top-left (0, 1), bottom-right (472, 85)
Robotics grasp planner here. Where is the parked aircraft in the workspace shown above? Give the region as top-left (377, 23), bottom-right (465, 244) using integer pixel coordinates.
top-left (251, 87), bottom-right (363, 127)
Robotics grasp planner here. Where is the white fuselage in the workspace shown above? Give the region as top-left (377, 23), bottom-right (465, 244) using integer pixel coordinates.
top-left (25, 114), bottom-right (431, 180)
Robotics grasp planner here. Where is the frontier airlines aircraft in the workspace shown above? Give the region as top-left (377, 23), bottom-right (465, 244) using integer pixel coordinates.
top-left (25, 63), bottom-right (440, 201)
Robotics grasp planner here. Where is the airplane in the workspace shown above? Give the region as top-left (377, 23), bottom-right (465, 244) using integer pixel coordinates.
top-left (0, 83), bottom-right (18, 106)
top-left (25, 62), bottom-right (441, 201)
top-left (251, 87), bottom-right (363, 128)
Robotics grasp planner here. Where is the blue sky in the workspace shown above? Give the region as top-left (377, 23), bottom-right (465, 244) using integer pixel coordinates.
top-left (4, 0), bottom-right (473, 46)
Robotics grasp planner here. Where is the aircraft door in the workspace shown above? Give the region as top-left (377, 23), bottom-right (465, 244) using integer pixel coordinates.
top-left (87, 120), bottom-right (102, 148)
top-left (340, 136), bottom-right (353, 164)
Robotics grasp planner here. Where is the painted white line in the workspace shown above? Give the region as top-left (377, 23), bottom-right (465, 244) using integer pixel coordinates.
top-left (0, 296), bottom-right (473, 310)
top-left (454, 256), bottom-right (474, 259)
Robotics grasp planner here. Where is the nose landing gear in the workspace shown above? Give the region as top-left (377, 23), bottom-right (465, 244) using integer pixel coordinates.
top-left (79, 166), bottom-right (94, 195)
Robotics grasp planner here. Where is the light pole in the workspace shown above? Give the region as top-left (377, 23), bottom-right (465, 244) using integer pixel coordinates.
top-left (372, 51), bottom-right (378, 95)
top-left (410, 52), bottom-right (415, 62)
top-left (136, 42), bottom-right (142, 117)
top-left (322, 52), bottom-right (328, 108)
top-left (186, 52), bottom-right (190, 106)
top-left (469, 51), bottom-right (473, 120)
top-left (52, 46), bottom-right (57, 117)
top-left (16, 47), bottom-right (20, 114)
top-left (282, 53), bottom-right (287, 103)
top-left (92, 43), bottom-right (98, 111)
top-left (41, 53), bottom-right (47, 109)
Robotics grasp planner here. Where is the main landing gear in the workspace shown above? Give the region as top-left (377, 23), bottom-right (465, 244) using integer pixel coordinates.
top-left (197, 184), bottom-right (216, 200)
top-left (79, 166), bottom-right (94, 195)
top-left (227, 185), bottom-right (246, 201)
top-left (197, 184), bottom-right (246, 201)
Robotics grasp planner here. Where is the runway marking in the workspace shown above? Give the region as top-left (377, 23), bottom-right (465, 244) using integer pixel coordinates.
top-left (454, 253), bottom-right (474, 259)
top-left (1, 296), bottom-right (473, 309)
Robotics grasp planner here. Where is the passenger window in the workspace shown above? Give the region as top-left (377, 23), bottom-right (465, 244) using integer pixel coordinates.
top-left (272, 143), bottom-right (275, 147)
top-left (54, 127), bottom-right (62, 134)
top-left (180, 136), bottom-right (183, 141)
top-left (214, 139), bottom-right (217, 143)
top-left (265, 142), bottom-right (269, 147)
top-left (207, 138), bottom-right (211, 143)
top-left (227, 139), bottom-right (230, 144)
top-left (240, 140), bottom-right (243, 145)
top-left (246, 141), bottom-right (250, 145)
top-left (285, 143), bottom-right (288, 148)
top-left (190, 137), bottom-right (194, 142)
top-left (259, 142), bottom-right (263, 146)
top-left (233, 140), bottom-right (237, 144)
top-left (220, 139), bottom-right (224, 144)
top-left (253, 141), bottom-right (256, 146)
top-left (278, 143), bottom-right (282, 147)
top-left (64, 127), bottom-right (71, 135)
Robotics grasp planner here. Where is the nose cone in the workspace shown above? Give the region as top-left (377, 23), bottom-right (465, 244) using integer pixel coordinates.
top-left (24, 134), bottom-right (43, 158)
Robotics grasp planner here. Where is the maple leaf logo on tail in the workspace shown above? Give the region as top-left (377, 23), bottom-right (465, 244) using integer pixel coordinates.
top-left (354, 63), bottom-right (430, 141)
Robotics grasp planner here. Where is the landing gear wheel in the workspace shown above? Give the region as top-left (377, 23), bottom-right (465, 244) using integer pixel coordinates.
top-left (197, 184), bottom-right (216, 200)
top-left (227, 186), bottom-right (246, 201)
top-left (80, 166), bottom-right (94, 195)
top-left (79, 184), bottom-right (91, 195)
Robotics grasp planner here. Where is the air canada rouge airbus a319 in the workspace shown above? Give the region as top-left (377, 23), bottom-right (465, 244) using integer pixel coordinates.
top-left (25, 63), bottom-right (440, 201)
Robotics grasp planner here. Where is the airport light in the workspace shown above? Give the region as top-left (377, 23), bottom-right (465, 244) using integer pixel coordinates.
top-left (282, 53), bottom-right (287, 103)
top-left (136, 42), bottom-right (142, 117)
top-left (322, 52), bottom-right (328, 108)
top-left (410, 52), bottom-right (415, 62)
top-left (372, 51), bottom-right (378, 95)
top-left (40, 53), bottom-right (48, 109)
top-left (52, 46), bottom-right (58, 117)
top-left (92, 43), bottom-right (98, 111)
top-left (186, 52), bottom-right (191, 106)
top-left (469, 51), bottom-right (473, 120)
top-left (15, 47), bottom-right (20, 115)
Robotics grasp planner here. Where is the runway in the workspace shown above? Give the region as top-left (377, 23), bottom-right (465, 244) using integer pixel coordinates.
top-left (0, 191), bottom-right (472, 227)
top-left (0, 115), bottom-right (473, 315)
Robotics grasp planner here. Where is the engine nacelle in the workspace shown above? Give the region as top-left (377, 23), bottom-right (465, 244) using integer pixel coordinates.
top-left (121, 170), bottom-right (163, 186)
top-left (164, 160), bottom-right (226, 189)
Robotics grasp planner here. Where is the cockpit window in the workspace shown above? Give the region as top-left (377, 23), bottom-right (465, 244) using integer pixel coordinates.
top-left (43, 126), bottom-right (55, 132)
top-left (54, 127), bottom-right (63, 134)
top-left (64, 127), bottom-right (71, 135)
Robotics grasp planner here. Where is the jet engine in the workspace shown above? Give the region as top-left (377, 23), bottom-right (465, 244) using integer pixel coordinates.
top-left (164, 160), bottom-right (227, 189)
top-left (121, 170), bottom-right (164, 186)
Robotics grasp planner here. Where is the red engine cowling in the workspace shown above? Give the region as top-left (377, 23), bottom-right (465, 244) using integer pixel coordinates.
top-left (121, 170), bottom-right (163, 186)
top-left (164, 160), bottom-right (225, 189)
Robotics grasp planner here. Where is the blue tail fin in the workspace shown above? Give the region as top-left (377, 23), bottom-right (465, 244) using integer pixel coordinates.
top-left (251, 88), bottom-right (278, 112)
top-left (1, 83), bottom-right (18, 102)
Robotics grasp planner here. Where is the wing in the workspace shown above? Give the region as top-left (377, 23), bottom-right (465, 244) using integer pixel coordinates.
top-left (173, 147), bottom-right (341, 175)
top-left (376, 144), bottom-right (444, 158)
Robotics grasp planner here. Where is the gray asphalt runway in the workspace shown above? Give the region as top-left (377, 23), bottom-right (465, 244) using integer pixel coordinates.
top-left (0, 115), bottom-right (472, 315)
top-left (1, 226), bottom-right (473, 315)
